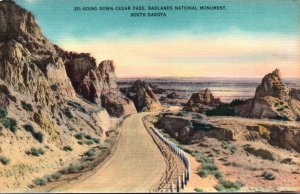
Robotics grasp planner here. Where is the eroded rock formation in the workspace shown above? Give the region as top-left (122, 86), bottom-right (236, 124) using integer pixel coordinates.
top-left (183, 88), bottom-right (221, 113)
top-left (125, 80), bottom-right (161, 112)
top-left (235, 69), bottom-right (300, 121)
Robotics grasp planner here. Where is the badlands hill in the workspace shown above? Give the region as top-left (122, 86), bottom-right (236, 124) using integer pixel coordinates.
top-left (0, 0), bottom-right (135, 191)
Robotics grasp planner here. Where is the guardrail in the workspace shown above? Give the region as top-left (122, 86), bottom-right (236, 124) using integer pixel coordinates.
top-left (150, 127), bottom-right (190, 192)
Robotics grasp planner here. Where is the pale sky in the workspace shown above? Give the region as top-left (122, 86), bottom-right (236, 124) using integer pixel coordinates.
top-left (17, 0), bottom-right (300, 78)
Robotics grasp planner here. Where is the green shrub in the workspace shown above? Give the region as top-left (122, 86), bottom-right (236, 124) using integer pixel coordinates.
top-left (194, 151), bottom-right (222, 179)
top-left (23, 124), bottom-right (44, 143)
top-left (192, 114), bottom-right (202, 120)
top-left (0, 107), bottom-right (7, 119)
top-left (63, 146), bottom-right (73, 152)
top-left (84, 150), bottom-right (96, 157)
top-left (84, 134), bottom-right (92, 140)
top-left (33, 177), bottom-right (48, 186)
top-left (63, 108), bottom-right (73, 119)
top-left (85, 155), bottom-right (96, 161)
top-left (26, 147), bottom-right (45, 157)
top-left (78, 141), bottom-right (83, 145)
top-left (66, 163), bottom-right (84, 174)
top-left (21, 101), bottom-right (33, 112)
top-left (188, 122), bottom-right (213, 132)
top-left (1, 118), bottom-right (17, 133)
top-left (276, 107), bottom-right (284, 112)
top-left (194, 188), bottom-right (204, 192)
top-left (75, 133), bottom-right (84, 140)
top-left (198, 169), bottom-right (208, 177)
top-left (0, 156), bottom-right (10, 165)
top-left (214, 179), bottom-right (244, 191)
top-left (206, 103), bottom-right (237, 116)
top-left (86, 140), bottom-right (94, 145)
top-left (67, 101), bottom-right (87, 113)
top-left (214, 170), bottom-right (223, 179)
top-left (176, 111), bottom-right (188, 116)
top-left (33, 131), bottom-right (44, 143)
top-left (272, 116), bottom-right (289, 121)
top-left (261, 171), bottom-right (275, 180)
top-left (229, 99), bottom-right (247, 106)
top-left (230, 146), bottom-right (237, 154)
top-left (92, 138), bottom-right (100, 144)
top-left (23, 124), bottom-right (35, 133)
top-left (50, 172), bottom-right (62, 180)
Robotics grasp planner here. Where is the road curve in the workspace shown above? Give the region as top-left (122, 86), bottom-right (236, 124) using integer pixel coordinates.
top-left (60, 113), bottom-right (167, 193)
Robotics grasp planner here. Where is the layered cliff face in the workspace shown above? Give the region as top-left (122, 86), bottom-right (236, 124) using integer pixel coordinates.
top-left (64, 58), bottom-right (136, 117)
top-left (0, 1), bottom-right (77, 105)
top-left (0, 1), bottom-right (129, 190)
top-left (0, 0), bottom-right (135, 116)
top-left (235, 69), bottom-right (300, 121)
top-left (125, 80), bottom-right (161, 112)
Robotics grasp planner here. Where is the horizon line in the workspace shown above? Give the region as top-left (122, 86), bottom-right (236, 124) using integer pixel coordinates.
top-left (117, 75), bottom-right (300, 79)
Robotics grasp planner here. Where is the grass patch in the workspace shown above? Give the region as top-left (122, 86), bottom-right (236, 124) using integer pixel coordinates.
top-left (206, 103), bottom-right (238, 116)
top-left (33, 131), bottom-right (44, 143)
top-left (92, 138), bottom-right (100, 144)
top-left (0, 107), bottom-right (7, 119)
top-left (0, 156), bottom-right (10, 165)
top-left (175, 111), bottom-right (189, 116)
top-left (21, 101), bottom-right (33, 112)
top-left (229, 99), bottom-right (247, 106)
top-left (272, 115), bottom-right (289, 121)
top-left (214, 179), bottom-right (244, 191)
top-left (75, 133), bottom-right (84, 140)
top-left (63, 146), bottom-right (73, 152)
top-left (188, 122), bottom-right (213, 132)
top-left (23, 124), bottom-right (44, 143)
top-left (23, 124), bottom-right (34, 133)
top-left (276, 107), bottom-right (284, 112)
top-left (194, 188), bottom-right (204, 192)
top-left (230, 146), bottom-right (237, 154)
top-left (193, 151), bottom-right (222, 180)
top-left (33, 177), bottom-right (48, 186)
top-left (63, 108), bottom-right (73, 119)
top-left (84, 134), bottom-right (92, 140)
top-left (1, 117), bottom-right (17, 133)
top-left (50, 172), bottom-right (62, 180)
top-left (59, 163), bottom-right (85, 174)
top-left (25, 147), bottom-right (45, 157)
top-left (261, 171), bottom-right (275, 180)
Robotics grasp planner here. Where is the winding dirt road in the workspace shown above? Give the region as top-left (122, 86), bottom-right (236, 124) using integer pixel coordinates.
top-left (59, 113), bottom-right (167, 192)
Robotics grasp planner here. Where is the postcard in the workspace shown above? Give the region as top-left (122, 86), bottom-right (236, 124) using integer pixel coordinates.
top-left (0, 0), bottom-right (299, 193)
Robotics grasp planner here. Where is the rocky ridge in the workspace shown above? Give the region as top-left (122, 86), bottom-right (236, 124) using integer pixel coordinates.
top-left (235, 69), bottom-right (300, 121)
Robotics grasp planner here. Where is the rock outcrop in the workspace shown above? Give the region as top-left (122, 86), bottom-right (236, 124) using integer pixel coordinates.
top-left (183, 88), bottom-right (221, 113)
top-left (65, 59), bottom-right (136, 117)
top-left (255, 69), bottom-right (290, 101)
top-left (125, 80), bottom-right (161, 112)
top-left (0, 0), bottom-right (135, 117)
top-left (187, 88), bottom-right (221, 106)
top-left (0, 1), bottom-right (77, 105)
top-left (235, 69), bottom-right (300, 121)
top-left (290, 88), bottom-right (300, 101)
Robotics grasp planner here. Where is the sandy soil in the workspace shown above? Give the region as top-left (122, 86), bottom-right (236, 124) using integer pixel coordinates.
top-left (55, 113), bottom-right (167, 192)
